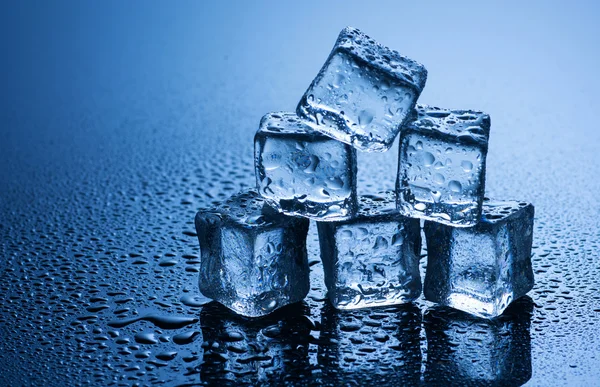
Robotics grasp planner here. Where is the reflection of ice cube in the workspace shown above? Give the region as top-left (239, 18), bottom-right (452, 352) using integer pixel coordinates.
top-left (424, 297), bottom-right (533, 385)
top-left (297, 27), bottom-right (427, 152)
top-left (397, 105), bottom-right (490, 226)
top-left (254, 112), bottom-right (357, 221)
top-left (317, 193), bottom-right (421, 309)
top-left (200, 302), bottom-right (311, 384)
top-left (318, 302), bottom-right (422, 384)
top-left (424, 199), bottom-right (535, 318)
top-left (195, 190), bottom-right (310, 317)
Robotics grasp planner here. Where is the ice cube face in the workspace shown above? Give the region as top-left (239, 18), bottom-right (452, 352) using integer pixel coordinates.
top-left (423, 199), bottom-right (535, 318)
top-left (424, 298), bottom-right (533, 385)
top-left (195, 190), bottom-right (310, 317)
top-left (397, 105), bottom-right (490, 226)
top-left (318, 303), bottom-right (422, 384)
top-left (317, 193), bottom-right (422, 310)
top-left (255, 112), bottom-right (357, 221)
top-left (297, 27), bottom-right (427, 152)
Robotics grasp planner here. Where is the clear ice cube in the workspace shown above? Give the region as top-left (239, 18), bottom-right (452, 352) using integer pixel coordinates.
top-left (255, 112), bottom-right (357, 220)
top-left (195, 190), bottom-right (310, 317)
top-left (317, 193), bottom-right (422, 309)
top-left (318, 302), bottom-right (422, 384)
top-left (397, 105), bottom-right (491, 226)
top-left (424, 297), bottom-right (533, 385)
top-left (423, 199), bottom-right (535, 318)
top-left (297, 26), bottom-right (427, 152)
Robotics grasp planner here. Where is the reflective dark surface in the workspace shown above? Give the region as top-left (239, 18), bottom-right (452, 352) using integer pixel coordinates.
top-left (2, 1), bottom-right (600, 385)
top-left (424, 297), bottom-right (533, 386)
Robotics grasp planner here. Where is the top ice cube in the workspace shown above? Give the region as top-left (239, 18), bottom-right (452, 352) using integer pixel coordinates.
top-left (297, 26), bottom-right (427, 152)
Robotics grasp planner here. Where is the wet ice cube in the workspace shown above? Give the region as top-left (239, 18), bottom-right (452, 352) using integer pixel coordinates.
top-left (317, 193), bottom-right (421, 309)
top-left (297, 27), bottom-right (427, 152)
top-left (424, 297), bottom-right (533, 385)
top-left (195, 190), bottom-right (310, 317)
top-left (424, 199), bottom-right (535, 318)
top-left (318, 302), bottom-right (422, 384)
top-left (397, 105), bottom-right (490, 226)
top-left (255, 112), bottom-right (357, 221)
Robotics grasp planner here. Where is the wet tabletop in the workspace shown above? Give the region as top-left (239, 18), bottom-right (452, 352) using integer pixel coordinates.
top-left (1, 1), bottom-right (600, 385)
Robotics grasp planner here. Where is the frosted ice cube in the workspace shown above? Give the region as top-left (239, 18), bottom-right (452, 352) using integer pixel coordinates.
top-left (255, 112), bottom-right (357, 221)
top-left (423, 199), bottom-right (535, 318)
top-left (297, 27), bottom-right (427, 152)
top-left (318, 302), bottom-right (421, 384)
top-left (397, 105), bottom-right (490, 226)
top-left (424, 297), bottom-right (533, 385)
top-left (317, 193), bottom-right (421, 309)
top-left (195, 190), bottom-right (310, 317)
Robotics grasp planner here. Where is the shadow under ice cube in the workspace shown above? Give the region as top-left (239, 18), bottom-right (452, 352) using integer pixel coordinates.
top-left (317, 193), bottom-right (421, 310)
top-left (317, 302), bottom-right (422, 385)
top-left (424, 297), bottom-right (533, 386)
top-left (397, 105), bottom-right (490, 226)
top-left (297, 26), bottom-right (427, 152)
top-left (255, 112), bottom-right (357, 220)
top-left (195, 190), bottom-right (310, 317)
top-left (424, 199), bottom-right (535, 318)
top-left (200, 302), bottom-right (311, 385)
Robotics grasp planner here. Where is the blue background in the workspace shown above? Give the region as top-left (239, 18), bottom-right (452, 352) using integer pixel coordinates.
top-left (1, 1), bottom-right (599, 385)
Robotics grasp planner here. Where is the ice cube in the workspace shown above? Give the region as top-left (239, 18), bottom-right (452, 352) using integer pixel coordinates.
top-left (255, 112), bottom-right (357, 220)
top-left (317, 193), bottom-right (422, 309)
top-left (318, 302), bottom-right (421, 384)
top-left (195, 190), bottom-right (310, 317)
top-left (200, 302), bottom-right (311, 384)
top-left (424, 297), bottom-right (533, 385)
top-left (297, 27), bottom-right (427, 152)
top-left (397, 105), bottom-right (491, 226)
top-left (423, 199), bottom-right (535, 318)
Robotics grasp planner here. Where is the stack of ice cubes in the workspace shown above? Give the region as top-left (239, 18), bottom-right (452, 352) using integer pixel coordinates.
top-left (195, 26), bottom-right (534, 320)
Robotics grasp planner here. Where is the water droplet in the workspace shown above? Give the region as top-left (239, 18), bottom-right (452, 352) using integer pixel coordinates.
top-left (448, 180), bottom-right (462, 193)
top-left (433, 173), bottom-right (445, 185)
top-left (358, 110), bottom-right (374, 128)
top-left (373, 236), bottom-right (389, 250)
top-left (423, 152), bottom-right (435, 167)
top-left (461, 160), bottom-right (473, 172)
top-left (333, 73), bottom-right (345, 88)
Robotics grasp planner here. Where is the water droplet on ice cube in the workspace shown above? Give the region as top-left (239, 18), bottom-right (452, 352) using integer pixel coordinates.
top-left (358, 110), bottom-right (374, 128)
